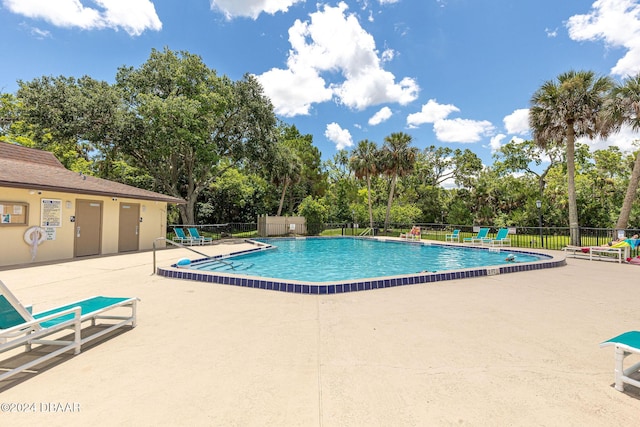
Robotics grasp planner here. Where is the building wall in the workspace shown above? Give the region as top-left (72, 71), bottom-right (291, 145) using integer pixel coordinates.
top-left (0, 186), bottom-right (168, 267)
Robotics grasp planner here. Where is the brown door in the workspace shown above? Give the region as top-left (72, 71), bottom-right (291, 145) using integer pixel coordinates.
top-left (75, 200), bottom-right (102, 257)
top-left (118, 202), bottom-right (140, 252)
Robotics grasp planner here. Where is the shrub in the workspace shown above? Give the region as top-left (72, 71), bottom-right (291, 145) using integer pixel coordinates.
top-left (298, 196), bottom-right (328, 235)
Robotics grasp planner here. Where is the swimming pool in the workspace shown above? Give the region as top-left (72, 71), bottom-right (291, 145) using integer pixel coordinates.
top-left (157, 237), bottom-right (566, 294)
top-left (189, 238), bottom-right (543, 281)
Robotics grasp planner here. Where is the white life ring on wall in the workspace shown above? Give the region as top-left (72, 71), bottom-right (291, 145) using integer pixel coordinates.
top-left (24, 226), bottom-right (46, 246)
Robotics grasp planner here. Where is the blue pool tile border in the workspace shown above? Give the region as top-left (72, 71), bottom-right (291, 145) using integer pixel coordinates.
top-left (157, 238), bottom-right (566, 294)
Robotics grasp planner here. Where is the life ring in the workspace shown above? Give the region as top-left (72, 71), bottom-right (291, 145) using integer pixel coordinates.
top-left (24, 226), bottom-right (46, 246)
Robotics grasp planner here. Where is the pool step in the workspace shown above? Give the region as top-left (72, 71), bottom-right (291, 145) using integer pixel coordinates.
top-left (194, 262), bottom-right (228, 271)
top-left (194, 259), bottom-right (236, 270)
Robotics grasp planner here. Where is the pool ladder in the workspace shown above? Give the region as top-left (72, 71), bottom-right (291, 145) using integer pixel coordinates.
top-left (359, 228), bottom-right (373, 236)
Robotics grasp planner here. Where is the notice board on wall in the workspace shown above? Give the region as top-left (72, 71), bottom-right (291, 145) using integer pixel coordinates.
top-left (0, 202), bottom-right (28, 225)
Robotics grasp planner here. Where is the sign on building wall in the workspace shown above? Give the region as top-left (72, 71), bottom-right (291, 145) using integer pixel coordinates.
top-left (44, 227), bottom-right (56, 241)
top-left (41, 199), bottom-right (62, 227)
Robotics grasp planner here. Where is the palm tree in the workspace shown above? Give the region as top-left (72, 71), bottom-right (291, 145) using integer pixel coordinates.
top-left (349, 140), bottom-right (379, 228)
top-left (529, 70), bottom-right (615, 246)
top-left (606, 74), bottom-right (640, 230)
top-left (380, 132), bottom-right (418, 231)
top-left (270, 144), bottom-right (303, 216)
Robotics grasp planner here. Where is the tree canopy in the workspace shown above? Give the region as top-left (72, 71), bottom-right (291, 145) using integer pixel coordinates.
top-left (114, 48), bottom-right (278, 224)
top-left (3, 58), bottom-right (640, 237)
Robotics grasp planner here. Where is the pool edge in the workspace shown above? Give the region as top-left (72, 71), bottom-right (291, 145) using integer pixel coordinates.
top-left (157, 238), bottom-right (567, 294)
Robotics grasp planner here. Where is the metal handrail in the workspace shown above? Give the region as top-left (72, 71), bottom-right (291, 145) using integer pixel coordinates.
top-left (152, 237), bottom-right (209, 275)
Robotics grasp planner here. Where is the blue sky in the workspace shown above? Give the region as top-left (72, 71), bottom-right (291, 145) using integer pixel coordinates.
top-left (1, 0), bottom-right (639, 166)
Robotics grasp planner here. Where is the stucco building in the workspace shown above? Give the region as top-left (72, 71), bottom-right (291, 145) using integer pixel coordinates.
top-left (0, 142), bottom-right (184, 267)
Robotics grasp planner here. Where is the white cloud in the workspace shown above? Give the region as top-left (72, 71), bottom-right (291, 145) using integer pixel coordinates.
top-left (368, 106), bottom-right (393, 125)
top-left (545, 27), bottom-right (558, 38)
top-left (2, 0), bottom-right (162, 36)
top-left (490, 134), bottom-right (506, 153)
top-left (406, 99), bottom-right (496, 144)
top-left (433, 118), bottom-right (495, 143)
top-left (19, 23), bottom-right (51, 39)
top-left (381, 48), bottom-right (395, 62)
top-left (256, 67), bottom-right (333, 117)
top-left (379, 0), bottom-right (400, 5)
top-left (256, 2), bottom-right (418, 116)
top-left (31, 27), bottom-right (51, 38)
top-left (325, 122), bottom-right (354, 150)
top-left (210, 0), bottom-right (303, 20)
top-left (567, 0), bottom-right (640, 77)
top-left (440, 177), bottom-right (457, 189)
top-left (406, 99), bottom-right (459, 127)
top-left (503, 108), bottom-right (530, 135)
top-left (334, 73), bottom-right (418, 110)
top-left (580, 123), bottom-right (640, 152)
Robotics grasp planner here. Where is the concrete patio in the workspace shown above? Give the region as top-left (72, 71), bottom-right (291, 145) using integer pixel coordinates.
top-left (0, 242), bottom-right (639, 426)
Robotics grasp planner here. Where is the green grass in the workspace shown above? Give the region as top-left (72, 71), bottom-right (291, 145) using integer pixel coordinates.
top-left (320, 228), bottom-right (345, 236)
top-left (213, 226), bottom-right (619, 253)
top-left (231, 230), bottom-right (258, 238)
top-left (317, 227), bottom-right (583, 252)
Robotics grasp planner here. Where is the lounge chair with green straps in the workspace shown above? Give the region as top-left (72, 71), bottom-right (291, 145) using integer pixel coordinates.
top-left (600, 331), bottom-right (640, 392)
top-left (462, 227), bottom-right (490, 244)
top-left (173, 227), bottom-right (197, 245)
top-left (488, 228), bottom-right (511, 247)
top-left (187, 227), bottom-right (213, 245)
top-left (445, 229), bottom-right (460, 242)
top-left (0, 280), bottom-right (138, 381)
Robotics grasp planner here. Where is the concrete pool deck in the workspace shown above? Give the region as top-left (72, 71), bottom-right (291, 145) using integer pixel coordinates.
top-left (159, 238), bottom-right (566, 293)
top-left (0, 241), bottom-right (639, 425)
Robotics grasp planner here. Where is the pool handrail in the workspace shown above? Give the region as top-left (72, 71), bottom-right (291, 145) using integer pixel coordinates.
top-left (153, 237), bottom-right (210, 275)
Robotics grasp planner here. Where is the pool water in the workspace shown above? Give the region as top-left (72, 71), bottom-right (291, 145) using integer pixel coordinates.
top-left (188, 237), bottom-right (543, 283)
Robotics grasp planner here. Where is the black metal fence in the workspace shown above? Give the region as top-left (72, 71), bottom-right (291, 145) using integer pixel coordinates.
top-left (168, 222), bottom-right (640, 258)
top-left (169, 223), bottom-right (258, 240)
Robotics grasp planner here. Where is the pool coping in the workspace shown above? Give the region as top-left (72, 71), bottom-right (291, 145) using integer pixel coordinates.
top-left (156, 237), bottom-right (567, 294)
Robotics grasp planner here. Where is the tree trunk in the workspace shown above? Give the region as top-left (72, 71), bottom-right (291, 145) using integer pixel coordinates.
top-left (566, 126), bottom-right (580, 246)
top-left (179, 196), bottom-right (197, 226)
top-left (366, 175), bottom-right (374, 229)
top-left (177, 177), bottom-right (201, 226)
top-left (277, 178), bottom-right (289, 216)
top-left (384, 174), bottom-right (397, 231)
top-left (616, 151), bottom-right (640, 230)
top-left (538, 173), bottom-right (545, 200)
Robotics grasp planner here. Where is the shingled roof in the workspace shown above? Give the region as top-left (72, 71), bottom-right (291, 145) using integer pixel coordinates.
top-left (0, 142), bottom-right (184, 204)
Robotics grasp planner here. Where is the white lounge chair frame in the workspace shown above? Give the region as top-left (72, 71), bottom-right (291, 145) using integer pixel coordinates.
top-left (173, 227), bottom-right (198, 245)
top-left (0, 280), bottom-right (139, 381)
top-left (187, 227), bottom-right (213, 245)
top-left (463, 228), bottom-right (490, 245)
top-left (445, 230), bottom-right (460, 242)
top-left (399, 227), bottom-right (421, 241)
top-left (600, 331), bottom-right (640, 392)
top-left (563, 245), bottom-right (625, 263)
top-left (488, 229), bottom-right (511, 247)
